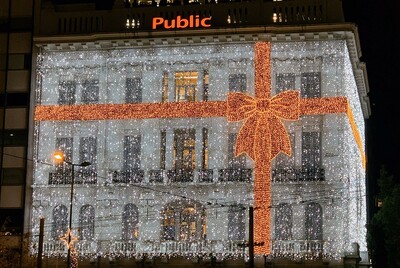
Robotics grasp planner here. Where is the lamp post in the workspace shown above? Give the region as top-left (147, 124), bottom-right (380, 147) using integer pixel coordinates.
top-left (53, 151), bottom-right (91, 268)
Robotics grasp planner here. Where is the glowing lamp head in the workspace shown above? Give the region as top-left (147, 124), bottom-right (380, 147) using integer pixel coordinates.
top-left (53, 150), bottom-right (65, 164)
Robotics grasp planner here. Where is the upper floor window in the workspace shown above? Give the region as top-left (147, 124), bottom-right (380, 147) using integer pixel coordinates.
top-left (81, 79), bottom-right (99, 104)
top-left (305, 202), bottom-right (323, 240)
top-left (122, 204), bottom-right (139, 240)
top-left (228, 133), bottom-right (246, 169)
top-left (79, 137), bottom-right (97, 169)
top-left (52, 204), bottom-right (68, 240)
top-left (228, 204), bottom-right (245, 241)
top-left (79, 205), bottom-right (95, 241)
top-left (229, 73), bottom-right (246, 92)
top-left (58, 81), bottom-right (76, 105)
top-left (276, 72), bottom-right (321, 97)
top-left (276, 73), bottom-right (295, 93)
top-left (203, 70), bottom-right (209, 101)
top-left (123, 135), bottom-right (141, 171)
top-left (55, 137), bottom-right (73, 174)
top-left (302, 131), bottom-right (321, 169)
top-left (126, 78), bottom-right (142, 103)
top-left (175, 71), bottom-right (198, 102)
top-left (173, 129), bottom-right (196, 171)
top-left (162, 72), bottom-right (168, 102)
top-left (160, 130), bottom-right (166, 170)
top-left (301, 72), bottom-right (321, 98)
top-left (202, 128), bottom-right (209, 170)
top-left (274, 203), bottom-right (292, 240)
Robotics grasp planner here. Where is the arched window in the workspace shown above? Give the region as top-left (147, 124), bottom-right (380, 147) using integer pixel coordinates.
top-left (79, 205), bottom-right (95, 240)
top-left (228, 204), bottom-right (245, 241)
top-left (52, 205), bottom-right (68, 239)
top-left (122, 204), bottom-right (139, 240)
top-left (162, 207), bottom-right (175, 240)
top-left (161, 201), bottom-right (206, 241)
top-left (305, 202), bottom-right (323, 240)
top-left (274, 203), bottom-right (292, 240)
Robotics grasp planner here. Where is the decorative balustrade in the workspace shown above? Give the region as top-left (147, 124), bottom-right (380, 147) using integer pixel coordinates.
top-left (197, 169), bottom-right (213, 183)
top-left (218, 168), bottom-right (253, 182)
top-left (113, 240), bottom-right (245, 255)
top-left (48, 170), bottom-right (97, 185)
top-left (167, 169), bottom-right (194, 183)
top-left (43, 240), bottom-right (98, 254)
top-left (272, 167), bottom-right (325, 182)
top-left (43, 239), bottom-right (324, 257)
top-left (272, 240), bottom-right (324, 257)
top-left (111, 169), bottom-right (144, 183)
top-left (149, 169), bottom-right (165, 183)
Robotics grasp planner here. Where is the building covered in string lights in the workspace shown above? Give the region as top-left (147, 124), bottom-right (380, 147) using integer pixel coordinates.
top-left (26, 0), bottom-right (370, 267)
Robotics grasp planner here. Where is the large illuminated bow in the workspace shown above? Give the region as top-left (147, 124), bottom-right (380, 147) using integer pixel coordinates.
top-left (227, 90), bottom-right (300, 162)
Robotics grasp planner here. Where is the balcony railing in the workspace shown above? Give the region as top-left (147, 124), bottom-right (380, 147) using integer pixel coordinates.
top-left (149, 169), bottom-right (165, 183)
top-left (198, 169), bottom-right (213, 183)
top-left (272, 167), bottom-right (325, 182)
top-left (218, 168), bottom-right (253, 182)
top-left (42, 239), bottom-right (326, 257)
top-left (48, 170), bottom-right (97, 185)
top-left (111, 169), bottom-right (144, 183)
top-left (272, 240), bottom-right (324, 257)
top-left (167, 169), bottom-right (194, 183)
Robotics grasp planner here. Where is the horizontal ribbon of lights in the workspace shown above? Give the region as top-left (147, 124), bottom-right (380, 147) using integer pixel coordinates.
top-left (34, 42), bottom-right (365, 255)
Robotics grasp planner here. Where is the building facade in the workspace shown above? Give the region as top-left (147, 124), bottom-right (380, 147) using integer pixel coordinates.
top-left (26, 0), bottom-right (370, 267)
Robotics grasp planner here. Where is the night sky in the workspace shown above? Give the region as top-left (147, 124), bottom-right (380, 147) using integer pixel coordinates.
top-left (342, 0), bottom-right (400, 212)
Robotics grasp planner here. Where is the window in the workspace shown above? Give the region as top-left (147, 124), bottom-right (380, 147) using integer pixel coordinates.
top-left (58, 81), bottom-right (76, 105)
top-left (276, 73), bottom-right (295, 93)
top-left (160, 130), bottom-right (166, 170)
top-left (229, 73), bottom-right (246, 92)
top-left (81, 79), bottom-right (99, 104)
top-left (173, 129), bottom-right (195, 171)
top-left (228, 204), bottom-right (245, 241)
top-left (79, 137), bottom-right (97, 170)
top-left (161, 201), bottom-right (206, 241)
top-left (126, 78), bottom-right (142, 103)
top-left (202, 128), bottom-right (209, 169)
top-left (123, 135), bottom-right (141, 171)
top-left (301, 132), bottom-right (321, 169)
top-left (162, 72), bottom-right (168, 102)
top-left (55, 137), bottom-right (73, 163)
top-left (301, 72), bottom-right (321, 98)
top-left (228, 133), bottom-right (245, 169)
top-left (175, 71), bottom-right (198, 102)
top-left (52, 205), bottom-right (68, 240)
top-left (162, 207), bottom-right (175, 240)
top-left (122, 204), bottom-right (139, 240)
top-left (274, 203), bottom-right (292, 240)
top-left (305, 202), bottom-right (323, 240)
top-left (79, 205), bottom-right (95, 240)
top-left (203, 70), bottom-right (209, 101)
top-left (55, 137), bottom-right (73, 173)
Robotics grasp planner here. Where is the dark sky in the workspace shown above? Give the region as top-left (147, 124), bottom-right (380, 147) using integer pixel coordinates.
top-left (342, 1), bottom-right (400, 204)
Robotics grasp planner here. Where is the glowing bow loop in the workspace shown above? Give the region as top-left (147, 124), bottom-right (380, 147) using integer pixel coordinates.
top-left (227, 90), bottom-right (300, 163)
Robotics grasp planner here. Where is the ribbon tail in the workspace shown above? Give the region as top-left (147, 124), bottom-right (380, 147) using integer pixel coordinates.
top-left (268, 117), bottom-right (292, 159)
top-left (235, 115), bottom-right (259, 160)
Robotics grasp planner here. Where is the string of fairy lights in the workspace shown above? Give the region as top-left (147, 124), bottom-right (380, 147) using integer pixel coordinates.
top-left (28, 40), bottom-right (367, 261)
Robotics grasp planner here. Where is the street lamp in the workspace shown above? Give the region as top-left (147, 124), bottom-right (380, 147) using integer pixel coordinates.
top-left (53, 150), bottom-right (91, 268)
